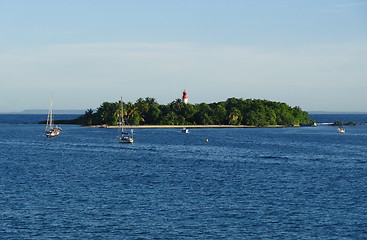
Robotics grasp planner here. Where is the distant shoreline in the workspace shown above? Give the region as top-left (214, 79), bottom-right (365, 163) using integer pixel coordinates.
top-left (1, 110), bottom-right (84, 115)
top-left (89, 124), bottom-right (289, 129)
top-left (2, 110), bottom-right (367, 115)
top-left (309, 111), bottom-right (367, 114)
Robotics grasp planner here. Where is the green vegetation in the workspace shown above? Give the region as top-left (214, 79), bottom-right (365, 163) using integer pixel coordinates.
top-left (74, 97), bottom-right (314, 127)
top-left (332, 121), bottom-right (356, 126)
top-left (333, 121), bottom-right (345, 126)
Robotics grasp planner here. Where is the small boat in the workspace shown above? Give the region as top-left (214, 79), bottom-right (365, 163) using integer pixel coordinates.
top-left (45, 95), bottom-right (61, 138)
top-left (117, 97), bottom-right (134, 143)
top-left (181, 128), bottom-right (189, 133)
top-left (338, 127), bottom-right (345, 133)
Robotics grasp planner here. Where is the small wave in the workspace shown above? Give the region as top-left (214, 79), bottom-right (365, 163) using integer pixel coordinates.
top-left (261, 155), bottom-right (278, 159)
top-left (260, 155), bottom-right (289, 160)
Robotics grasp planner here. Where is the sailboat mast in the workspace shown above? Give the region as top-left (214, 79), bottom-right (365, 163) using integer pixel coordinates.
top-left (46, 109), bottom-right (50, 131)
top-left (50, 95), bottom-right (53, 128)
top-left (121, 97), bottom-right (124, 133)
top-left (46, 95), bottom-right (52, 130)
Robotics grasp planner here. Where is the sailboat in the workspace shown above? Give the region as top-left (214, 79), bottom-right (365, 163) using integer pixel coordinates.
top-left (45, 95), bottom-right (62, 138)
top-left (117, 97), bottom-right (134, 143)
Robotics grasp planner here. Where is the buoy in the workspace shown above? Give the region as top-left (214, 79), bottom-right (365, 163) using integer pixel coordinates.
top-left (205, 138), bottom-right (208, 142)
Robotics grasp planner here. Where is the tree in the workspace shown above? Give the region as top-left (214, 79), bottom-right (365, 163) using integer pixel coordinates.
top-left (212, 104), bottom-right (227, 124)
top-left (128, 112), bottom-right (141, 125)
top-left (145, 104), bottom-right (161, 124)
top-left (161, 111), bottom-right (183, 125)
top-left (181, 104), bottom-right (196, 124)
top-left (228, 107), bottom-right (242, 125)
top-left (96, 102), bottom-right (119, 125)
top-left (77, 108), bottom-right (95, 125)
top-left (76, 97), bottom-right (314, 126)
top-left (193, 103), bottom-right (213, 125)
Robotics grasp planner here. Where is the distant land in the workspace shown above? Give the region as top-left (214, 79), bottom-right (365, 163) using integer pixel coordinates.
top-left (308, 111), bottom-right (367, 114)
top-left (3, 110), bottom-right (85, 114)
top-left (1, 110), bottom-right (366, 115)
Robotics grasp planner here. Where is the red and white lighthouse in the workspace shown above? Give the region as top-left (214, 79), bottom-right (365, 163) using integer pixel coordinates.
top-left (182, 90), bottom-right (188, 104)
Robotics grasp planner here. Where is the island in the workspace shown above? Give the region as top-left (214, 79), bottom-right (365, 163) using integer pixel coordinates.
top-left (47, 97), bottom-right (315, 127)
top-left (331, 121), bottom-right (356, 126)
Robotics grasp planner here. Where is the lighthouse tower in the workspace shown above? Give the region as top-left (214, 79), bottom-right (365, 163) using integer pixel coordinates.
top-left (182, 90), bottom-right (188, 104)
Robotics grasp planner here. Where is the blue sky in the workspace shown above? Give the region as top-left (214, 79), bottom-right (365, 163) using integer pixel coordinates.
top-left (1, 0), bottom-right (366, 112)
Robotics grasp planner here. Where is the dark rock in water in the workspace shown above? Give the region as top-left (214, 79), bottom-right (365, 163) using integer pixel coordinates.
top-left (331, 121), bottom-right (357, 126)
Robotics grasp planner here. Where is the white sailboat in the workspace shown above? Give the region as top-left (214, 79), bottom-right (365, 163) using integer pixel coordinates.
top-left (117, 97), bottom-right (134, 143)
top-left (45, 95), bottom-right (61, 138)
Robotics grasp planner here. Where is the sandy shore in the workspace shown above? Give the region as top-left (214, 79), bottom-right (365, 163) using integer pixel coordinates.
top-left (89, 124), bottom-right (289, 129)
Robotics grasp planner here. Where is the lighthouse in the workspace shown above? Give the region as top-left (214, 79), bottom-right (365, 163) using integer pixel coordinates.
top-left (182, 90), bottom-right (188, 104)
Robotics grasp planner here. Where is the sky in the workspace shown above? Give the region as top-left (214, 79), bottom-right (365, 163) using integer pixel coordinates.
top-left (1, 0), bottom-right (366, 113)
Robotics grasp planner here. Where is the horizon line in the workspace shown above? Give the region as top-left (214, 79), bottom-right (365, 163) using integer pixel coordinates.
top-left (1, 110), bottom-right (367, 115)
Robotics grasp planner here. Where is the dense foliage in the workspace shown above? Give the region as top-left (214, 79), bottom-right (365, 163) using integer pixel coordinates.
top-left (332, 121), bottom-right (356, 126)
top-left (75, 97), bottom-right (314, 127)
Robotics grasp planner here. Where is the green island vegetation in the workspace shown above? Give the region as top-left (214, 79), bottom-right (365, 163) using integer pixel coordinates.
top-left (70, 97), bottom-right (314, 127)
top-left (332, 121), bottom-right (356, 126)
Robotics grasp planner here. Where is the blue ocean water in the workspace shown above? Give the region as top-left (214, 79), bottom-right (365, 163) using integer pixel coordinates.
top-left (0, 114), bottom-right (366, 239)
top-left (309, 114), bottom-right (367, 125)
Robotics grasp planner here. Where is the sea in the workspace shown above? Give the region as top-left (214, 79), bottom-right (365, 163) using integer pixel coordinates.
top-left (0, 114), bottom-right (366, 239)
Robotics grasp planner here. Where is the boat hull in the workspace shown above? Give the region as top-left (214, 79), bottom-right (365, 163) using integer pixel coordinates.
top-left (181, 128), bottom-right (189, 133)
top-left (45, 127), bottom-right (61, 138)
top-left (117, 136), bottom-right (133, 143)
